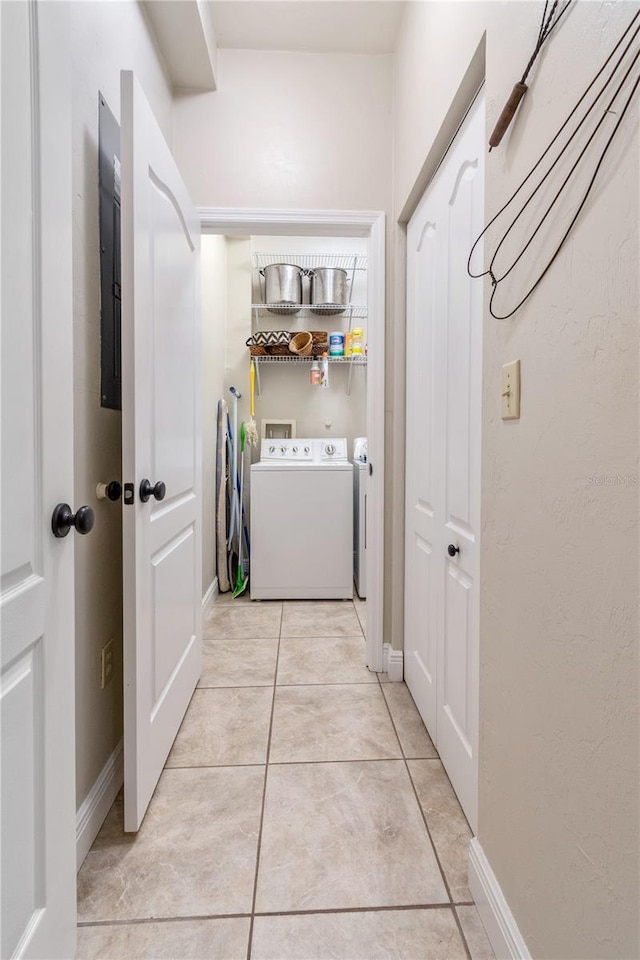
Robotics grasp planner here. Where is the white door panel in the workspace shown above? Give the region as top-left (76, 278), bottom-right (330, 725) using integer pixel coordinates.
top-left (405, 93), bottom-right (484, 831)
top-left (1, 3), bottom-right (76, 956)
top-left (121, 71), bottom-right (202, 832)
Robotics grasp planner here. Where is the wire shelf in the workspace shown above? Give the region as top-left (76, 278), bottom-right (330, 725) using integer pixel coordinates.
top-left (253, 355), bottom-right (367, 364)
top-left (251, 304), bottom-right (367, 319)
top-left (253, 253), bottom-right (367, 272)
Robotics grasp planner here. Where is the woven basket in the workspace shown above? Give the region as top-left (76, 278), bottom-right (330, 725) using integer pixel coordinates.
top-left (309, 330), bottom-right (329, 344)
top-left (267, 343), bottom-right (291, 356)
top-left (249, 330), bottom-right (290, 347)
top-left (312, 342), bottom-right (328, 357)
top-left (289, 331), bottom-right (313, 357)
top-left (248, 344), bottom-right (267, 356)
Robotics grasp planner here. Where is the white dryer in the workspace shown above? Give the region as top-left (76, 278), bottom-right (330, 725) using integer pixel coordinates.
top-left (250, 439), bottom-right (353, 600)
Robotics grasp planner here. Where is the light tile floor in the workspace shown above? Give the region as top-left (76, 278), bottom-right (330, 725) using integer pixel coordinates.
top-left (77, 596), bottom-right (494, 960)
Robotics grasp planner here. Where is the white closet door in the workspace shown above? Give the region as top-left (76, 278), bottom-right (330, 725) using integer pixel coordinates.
top-left (120, 70), bottom-right (202, 832)
top-left (405, 93), bottom-right (484, 831)
top-left (1, 3), bottom-right (77, 956)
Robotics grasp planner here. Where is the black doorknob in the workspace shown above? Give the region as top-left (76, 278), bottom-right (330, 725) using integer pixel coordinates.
top-left (447, 543), bottom-right (460, 557)
top-left (51, 503), bottom-right (95, 538)
top-left (139, 479), bottom-right (166, 503)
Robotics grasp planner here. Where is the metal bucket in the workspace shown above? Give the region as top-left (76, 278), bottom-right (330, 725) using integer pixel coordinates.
top-left (309, 268), bottom-right (348, 316)
top-left (260, 263), bottom-right (303, 315)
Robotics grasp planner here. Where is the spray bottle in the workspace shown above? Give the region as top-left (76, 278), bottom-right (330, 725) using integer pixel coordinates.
top-left (321, 352), bottom-right (330, 389)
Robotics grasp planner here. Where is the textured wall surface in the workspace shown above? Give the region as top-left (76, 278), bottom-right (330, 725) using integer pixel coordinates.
top-left (394, 3), bottom-right (639, 957)
top-left (71, 0), bottom-right (173, 812)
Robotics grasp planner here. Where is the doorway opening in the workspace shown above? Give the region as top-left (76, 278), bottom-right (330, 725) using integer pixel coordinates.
top-left (199, 209), bottom-right (385, 674)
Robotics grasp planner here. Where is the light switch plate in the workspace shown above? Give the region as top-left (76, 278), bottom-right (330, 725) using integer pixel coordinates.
top-left (501, 360), bottom-right (521, 420)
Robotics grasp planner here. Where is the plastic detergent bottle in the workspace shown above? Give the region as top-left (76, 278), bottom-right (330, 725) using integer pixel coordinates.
top-left (310, 360), bottom-right (321, 385)
top-left (351, 327), bottom-right (364, 355)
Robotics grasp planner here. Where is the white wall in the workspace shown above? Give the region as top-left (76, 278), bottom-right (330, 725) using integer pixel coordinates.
top-left (173, 49), bottom-right (393, 211)
top-left (201, 234), bottom-right (228, 596)
top-left (71, 0), bottom-right (173, 813)
top-left (394, 3), bottom-right (639, 957)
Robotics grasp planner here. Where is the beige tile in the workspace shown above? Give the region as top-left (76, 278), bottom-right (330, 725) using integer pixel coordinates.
top-left (203, 599), bottom-right (282, 639)
top-left (270, 685), bottom-right (401, 763)
top-left (199, 638), bottom-right (278, 687)
top-left (255, 760), bottom-right (448, 912)
top-left (166, 687), bottom-right (272, 767)
top-left (456, 906), bottom-right (496, 959)
top-left (408, 760), bottom-right (473, 902)
top-left (277, 636), bottom-right (376, 685)
top-left (281, 601), bottom-right (362, 638)
top-left (77, 917), bottom-right (250, 959)
top-left (251, 908), bottom-right (467, 960)
top-left (382, 683), bottom-right (438, 758)
top-left (77, 767), bottom-right (263, 920)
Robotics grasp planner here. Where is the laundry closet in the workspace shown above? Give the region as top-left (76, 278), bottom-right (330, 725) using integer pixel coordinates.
top-left (202, 234), bottom-right (369, 610)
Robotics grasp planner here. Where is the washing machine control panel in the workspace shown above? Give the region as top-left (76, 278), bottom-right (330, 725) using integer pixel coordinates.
top-left (260, 438), bottom-right (348, 463)
top-left (321, 440), bottom-right (347, 461)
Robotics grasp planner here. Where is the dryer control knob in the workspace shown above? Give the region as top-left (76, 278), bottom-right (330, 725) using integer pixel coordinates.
top-left (269, 445), bottom-right (275, 454)
top-left (292, 446), bottom-right (298, 454)
top-left (325, 443), bottom-right (336, 456)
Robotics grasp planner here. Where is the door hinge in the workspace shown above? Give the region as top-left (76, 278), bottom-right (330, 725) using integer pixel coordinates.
top-left (123, 482), bottom-right (135, 505)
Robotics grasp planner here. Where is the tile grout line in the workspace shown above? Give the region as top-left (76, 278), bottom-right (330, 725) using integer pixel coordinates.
top-left (77, 899), bottom-right (480, 930)
top-left (197, 680), bottom-right (381, 691)
top-left (377, 676), bottom-right (474, 960)
top-left (165, 755), bottom-right (439, 771)
top-left (246, 599), bottom-right (284, 960)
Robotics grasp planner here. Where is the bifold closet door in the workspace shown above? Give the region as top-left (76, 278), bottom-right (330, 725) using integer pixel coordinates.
top-left (404, 93), bottom-right (484, 831)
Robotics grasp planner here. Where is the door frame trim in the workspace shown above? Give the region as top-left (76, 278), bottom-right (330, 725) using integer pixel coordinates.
top-left (198, 207), bottom-right (386, 673)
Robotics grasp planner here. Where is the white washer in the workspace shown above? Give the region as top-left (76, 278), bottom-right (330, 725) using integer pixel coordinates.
top-left (250, 438), bottom-right (353, 600)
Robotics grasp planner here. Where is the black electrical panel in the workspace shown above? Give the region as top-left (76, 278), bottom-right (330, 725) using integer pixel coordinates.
top-left (98, 93), bottom-right (121, 410)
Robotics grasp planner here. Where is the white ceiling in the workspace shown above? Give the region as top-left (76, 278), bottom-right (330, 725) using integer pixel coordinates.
top-left (209, 1), bottom-right (406, 54)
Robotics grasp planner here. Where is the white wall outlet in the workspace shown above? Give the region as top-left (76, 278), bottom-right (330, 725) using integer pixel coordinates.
top-left (100, 639), bottom-right (114, 689)
top-left (501, 359), bottom-right (521, 420)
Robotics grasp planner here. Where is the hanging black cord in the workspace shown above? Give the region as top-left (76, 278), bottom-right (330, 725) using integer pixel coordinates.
top-left (488, 68), bottom-right (640, 320)
top-left (487, 33), bottom-right (640, 284)
top-left (468, 10), bottom-right (640, 281)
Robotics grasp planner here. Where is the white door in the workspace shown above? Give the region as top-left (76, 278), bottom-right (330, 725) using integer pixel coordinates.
top-left (1, 3), bottom-right (78, 957)
top-left (405, 93), bottom-right (484, 831)
top-left (120, 71), bottom-right (202, 832)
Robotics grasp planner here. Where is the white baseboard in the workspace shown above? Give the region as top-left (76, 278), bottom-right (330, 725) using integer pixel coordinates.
top-left (76, 738), bottom-right (123, 871)
top-left (468, 838), bottom-right (531, 960)
top-left (202, 577), bottom-right (218, 608)
top-left (383, 642), bottom-right (404, 681)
